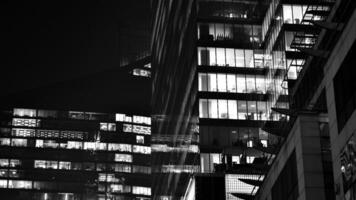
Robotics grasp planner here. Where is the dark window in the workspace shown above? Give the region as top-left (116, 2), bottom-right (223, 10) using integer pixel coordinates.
top-left (333, 41), bottom-right (356, 132)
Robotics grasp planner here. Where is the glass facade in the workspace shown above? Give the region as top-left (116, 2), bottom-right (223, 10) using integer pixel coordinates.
top-left (0, 108), bottom-right (151, 200)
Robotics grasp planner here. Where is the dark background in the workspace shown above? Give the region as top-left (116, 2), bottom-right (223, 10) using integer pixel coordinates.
top-left (0, 0), bottom-right (152, 113)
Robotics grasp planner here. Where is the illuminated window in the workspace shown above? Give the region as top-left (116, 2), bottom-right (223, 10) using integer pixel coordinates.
top-left (227, 74), bottom-right (236, 92)
top-left (9, 169), bottom-right (20, 178)
top-left (12, 118), bottom-right (39, 127)
top-left (208, 73), bottom-right (217, 92)
top-left (9, 159), bottom-right (21, 167)
top-left (0, 159), bottom-right (9, 167)
top-left (283, 5), bottom-right (293, 23)
top-left (113, 164), bottom-right (131, 173)
top-left (10, 139), bottom-right (27, 147)
top-left (132, 125), bottom-right (151, 135)
top-left (133, 116), bottom-right (151, 125)
top-left (12, 128), bottom-right (35, 137)
top-left (245, 50), bottom-right (254, 68)
top-left (208, 99), bottom-right (218, 118)
top-left (199, 99), bottom-right (208, 118)
top-left (136, 136), bottom-right (145, 144)
top-left (115, 113), bottom-right (125, 122)
top-left (84, 142), bottom-right (96, 150)
top-left (133, 145), bottom-right (151, 154)
top-left (216, 48), bottom-right (225, 66)
top-left (37, 129), bottom-right (60, 138)
top-left (118, 144), bottom-right (132, 152)
top-left (108, 144), bottom-right (131, 152)
top-left (246, 156), bottom-right (255, 164)
top-left (125, 116), bottom-right (132, 123)
top-left (8, 180), bottom-right (32, 189)
top-left (34, 160), bottom-right (46, 168)
top-left (96, 143), bottom-right (107, 151)
top-left (235, 49), bottom-right (244, 67)
top-left (218, 100), bottom-right (228, 119)
top-left (100, 123), bottom-right (116, 131)
top-left (232, 156), bottom-right (240, 164)
top-left (217, 74), bottom-right (227, 92)
top-left (0, 180), bottom-right (7, 188)
top-left (236, 74), bottom-right (246, 93)
top-left (100, 123), bottom-right (108, 131)
top-left (228, 100), bottom-right (238, 119)
top-left (59, 161), bottom-right (71, 170)
top-left (123, 124), bottom-right (132, 132)
top-left (132, 186), bottom-right (151, 196)
top-left (67, 141), bottom-right (82, 149)
top-left (261, 140), bottom-right (268, 147)
top-left (114, 154), bottom-right (132, 163)
top-left (108, 123), bottom-right (116, 131)
top-left (226, 48), bottom-right (235, 67)
top-left (0, 169), bottom-right (8, 177)
top-left (238, 101), bottom-right (247, 119)
top-left (108, 184), bottom-right (131, 193)
top-left (247, 140), bottom-right (253, 147)
top-left (13, 108), bottom-right (36, 117)
top-left (0, 138), bottom-right (10, 146)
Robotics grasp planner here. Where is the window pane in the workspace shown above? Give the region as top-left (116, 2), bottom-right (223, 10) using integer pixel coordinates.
top-left (238, 101), bottom-right (247, 119)
top-left (236, 74), bottom-right (246, 93)
top-left (235, 49), bottom-right (244, 67)
top-left (217, 74), bottom-right (227, 92)
top-left (228, 100), bottom-right (237, 119)
top-left (198, 73), bottom-right (208, 91)
top-left (208, 74), bottom-right (217, 92)
top-left (208, 48), bottom-right (216, 65)
top-left (257, 102), bottom-right (267, 120)
top-left (246, 75), bottom-right (255, 92)
top-left (247, 101), bottom-right (257, 120)
top-left (245, 50), bottom-right (254, 68)
top-left (283, 5), bottom-right (293, 23)
top-left (208, 99), bottom-right (218, 118)
top-left (198, 47), bottom-right (203, 65)
top-left (292, 5), bottom-right (303, 24)
top-left (225, 24), bottom-right (233, 39)
top-left (216, 48), bottom-right (225, 66)
top-left (199, 99), bottom-right (209, 118)
top-left (218, 100), bottom-right (228, 119)
top-left (215, 24), bottom-right (224, 41)
top-left (226, 48), bottom-right (235, 67)
top-left (227, 74), bottom-right (236, 93)
top-left (256, 76), bottom-right (266, 93)
top-left (254, 51), bottom-right (264, 68)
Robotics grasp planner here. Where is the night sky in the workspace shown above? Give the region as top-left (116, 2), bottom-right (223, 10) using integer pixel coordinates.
top-left (1, 0), bottom-right (152, 113)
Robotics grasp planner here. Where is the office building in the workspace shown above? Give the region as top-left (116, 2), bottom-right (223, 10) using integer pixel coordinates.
top-left (151, 1), bottom-right (200, 199)
top-left (152, 0), bottom-right (356, 199)
top-left (254, 0), bottom-right (356, 200)
top-left (0, 108), bottom-right (151, 200)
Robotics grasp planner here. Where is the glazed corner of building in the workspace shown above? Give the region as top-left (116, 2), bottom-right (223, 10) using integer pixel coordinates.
top-left (254, 0), bottom-right (356, 200)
